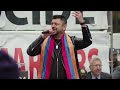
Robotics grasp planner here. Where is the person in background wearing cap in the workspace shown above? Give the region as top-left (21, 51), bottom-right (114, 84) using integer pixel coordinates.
top-left (109, 48), bottom-right (120, 73)
top-left (109, 48), bottom-right (120, 79)
top-left (0, 50), bottom-right (19, 79)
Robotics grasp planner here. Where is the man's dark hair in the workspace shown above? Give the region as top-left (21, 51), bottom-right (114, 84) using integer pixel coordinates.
top-left (52, 15), bottom-right (67, 24)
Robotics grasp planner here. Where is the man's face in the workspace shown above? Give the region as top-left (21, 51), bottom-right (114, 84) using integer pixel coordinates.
top-left (109, 54), bottom-right (118, 64)
top-left (51, 19), bottom-right (66, 36)
top-left (113, 54), bottom-right (118, 63)
top-left (90, 60), bottom-right (102, 77)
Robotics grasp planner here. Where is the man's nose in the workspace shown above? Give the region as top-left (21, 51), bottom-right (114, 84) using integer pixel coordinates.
top-left (96, 65), bottom-right (102, 68)
top-left (52, 24), bottom-right (56, 27)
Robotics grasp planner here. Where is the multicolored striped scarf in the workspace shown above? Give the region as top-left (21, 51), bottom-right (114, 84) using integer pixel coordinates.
top-left (38, 34), bottom-right (79, 79)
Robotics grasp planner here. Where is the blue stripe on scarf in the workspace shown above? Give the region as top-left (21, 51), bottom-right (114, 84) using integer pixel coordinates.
top-left (64, 35), bottom-right (75, 79)
top-left (42, 37), bottom-right (51, 79)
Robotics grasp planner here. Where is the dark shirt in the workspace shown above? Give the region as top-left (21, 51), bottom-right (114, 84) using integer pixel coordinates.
top-left (49, 39), bottom-right (67, 79)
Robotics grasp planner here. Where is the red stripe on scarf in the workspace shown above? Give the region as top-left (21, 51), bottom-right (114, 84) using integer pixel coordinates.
top-left (45, 37), bottom-right (55, 79)
top-left (61, 35), bottom-right (72, 79)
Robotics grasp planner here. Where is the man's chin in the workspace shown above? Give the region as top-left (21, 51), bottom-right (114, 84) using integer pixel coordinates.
top-left (96, 72), bottom-right (101, 76)
top-left (51, 33), bottom-right (57, 37)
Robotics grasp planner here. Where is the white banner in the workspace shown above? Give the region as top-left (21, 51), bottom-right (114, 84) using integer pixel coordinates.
top-left (0, 31), bottom-right (110, 79)
top-left (0, 11), bottom-right (108, 30)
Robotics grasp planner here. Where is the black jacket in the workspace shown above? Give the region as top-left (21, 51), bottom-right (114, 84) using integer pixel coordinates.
top-left (27, 26), bottom-right (92, 78)
top-left (86, 71), bottom-right (112, 79)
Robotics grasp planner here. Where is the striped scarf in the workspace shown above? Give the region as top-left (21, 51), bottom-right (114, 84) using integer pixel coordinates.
top-left (38, 34), bottom-right (79, 79)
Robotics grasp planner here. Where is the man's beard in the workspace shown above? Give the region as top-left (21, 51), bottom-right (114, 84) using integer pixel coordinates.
top-left (51, 31), bottom-right (58, 37)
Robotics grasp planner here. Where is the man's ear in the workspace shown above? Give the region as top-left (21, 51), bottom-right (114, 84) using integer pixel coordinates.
top-left (63, 24), bottom-right (67, 31)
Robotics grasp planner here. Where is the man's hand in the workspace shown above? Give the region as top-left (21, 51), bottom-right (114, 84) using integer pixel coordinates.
top-left (72, 11), bottom-right (86, 26)
top-left (41, 29), bottom-right (56, 39)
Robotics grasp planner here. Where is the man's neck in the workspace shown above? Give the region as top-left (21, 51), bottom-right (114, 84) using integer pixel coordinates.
top-left (91, 72), bottom-right (100, 79)
top-left (53, 33), bottom-right (64, 40)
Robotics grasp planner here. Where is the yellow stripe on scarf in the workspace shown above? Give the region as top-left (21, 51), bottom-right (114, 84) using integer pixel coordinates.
top-left (37, 37), bottom-right (49, 79)
top-left (66, 34), bottom-right (79, 79)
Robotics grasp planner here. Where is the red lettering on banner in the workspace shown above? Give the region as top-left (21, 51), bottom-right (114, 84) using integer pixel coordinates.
top-left (77, 50), bottom-right (86, 68)
top-left (1, 48), bottom-right (8, 54)
top-left (29, 55), bottom-right (40, 79)
top-left (14, 48), bottom-right (25, 71)
top-left (1, 47), bottom-right (99, 79)
top-left (88, 48), bottom-right (98, 63)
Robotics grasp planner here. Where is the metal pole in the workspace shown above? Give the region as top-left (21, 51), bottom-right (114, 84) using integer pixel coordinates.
top-left (109, 11), bottom-right (113, 75)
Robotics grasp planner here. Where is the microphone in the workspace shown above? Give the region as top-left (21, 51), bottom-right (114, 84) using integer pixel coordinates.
top-left (42, 30), bottom-right (49, 34)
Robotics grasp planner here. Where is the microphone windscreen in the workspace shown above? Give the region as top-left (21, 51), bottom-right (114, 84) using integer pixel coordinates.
top-left (42, 30), bottom-right (49, 34)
